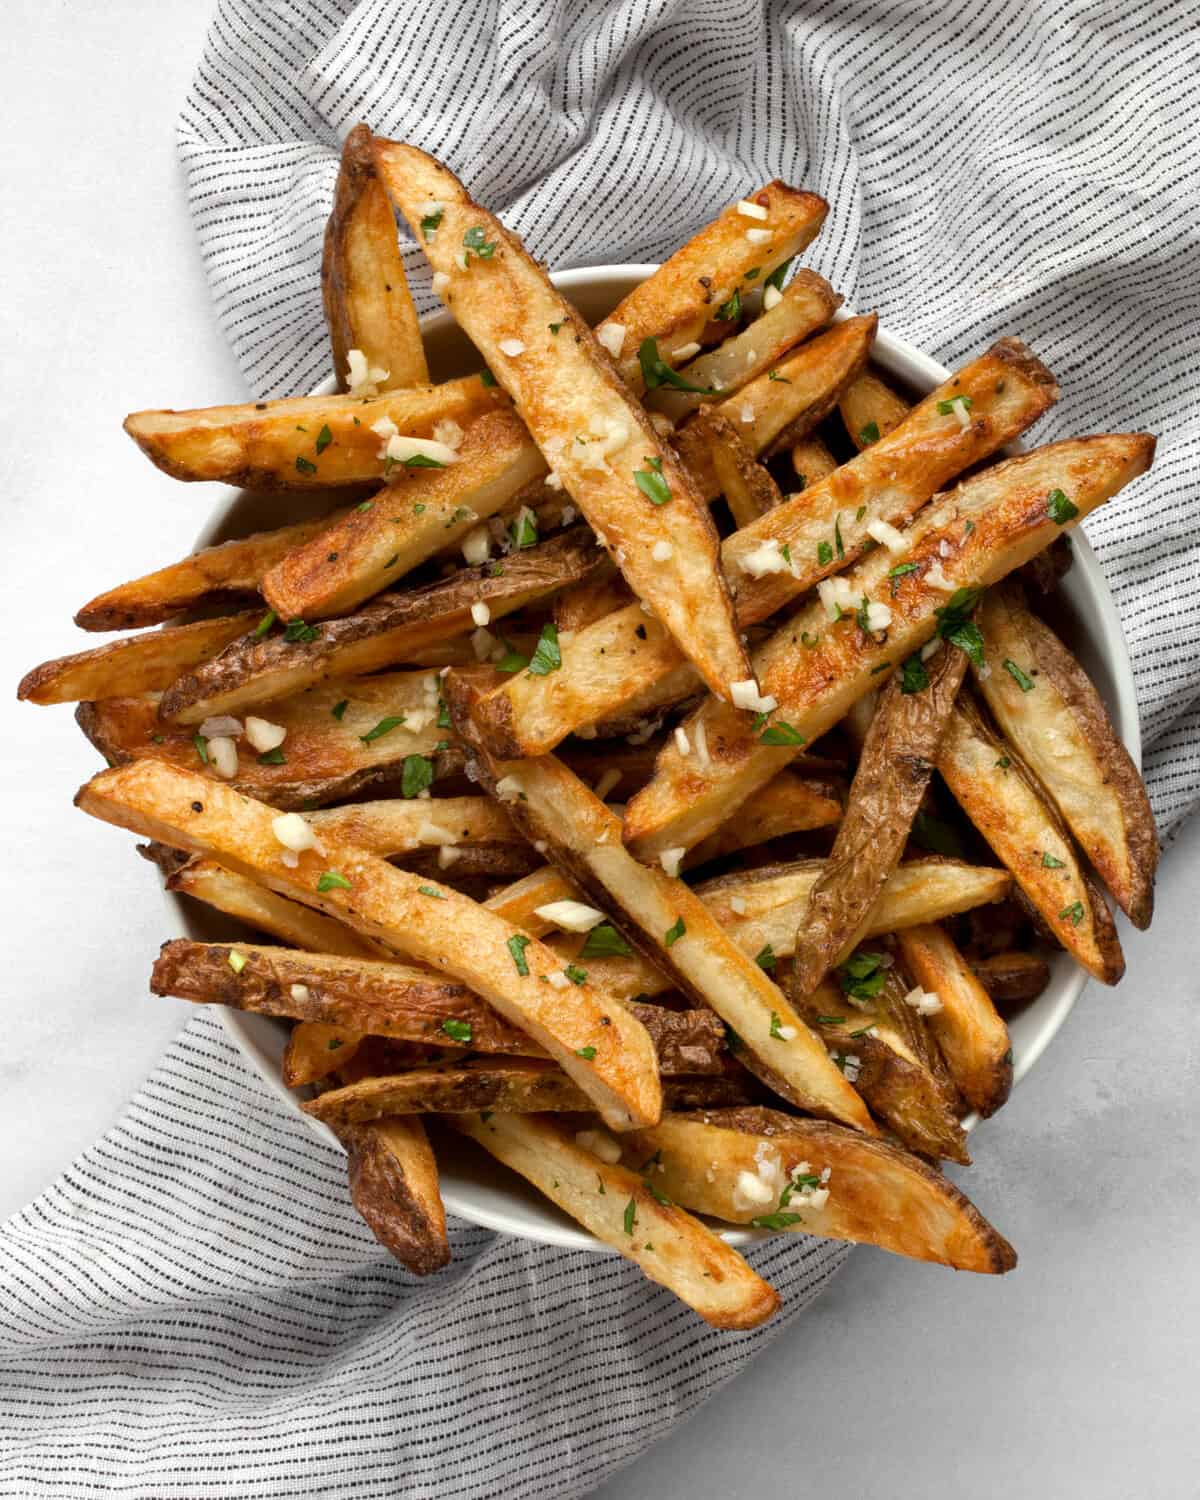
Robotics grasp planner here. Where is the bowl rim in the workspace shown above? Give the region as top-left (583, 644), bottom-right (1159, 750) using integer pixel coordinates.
top-left (189, 262), bottom-right (1140, 1252)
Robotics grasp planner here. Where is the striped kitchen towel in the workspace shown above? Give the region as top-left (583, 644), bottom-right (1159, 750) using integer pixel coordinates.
top-left (2, 1), bottom-right (1198, 1495)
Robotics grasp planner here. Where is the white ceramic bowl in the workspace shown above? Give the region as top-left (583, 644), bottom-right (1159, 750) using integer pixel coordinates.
top-left (185, 264), bottom-right (1140, 1253)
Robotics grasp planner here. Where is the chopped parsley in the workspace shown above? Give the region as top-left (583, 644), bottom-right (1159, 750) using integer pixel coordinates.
top-left (480, 369), bottom-right (497, 387)
top-left (801, 631), bottom-right (820, 648)
top-left (418, 885), bottom-right (447, 899)
top-left (316, 871), bottom-right (352, 892)
top-left (401, 754), bottom-right (435, 799)
top-left (1046, 488), bottom-right (1079, 525)
top-left (751, 1212), bottom-right (804, 1230)
top-left (634, 455), bottom-right (671, 506)
top-left (937, 394), bottom-right (973, 416)
top-left (564, 965), bottom-right (588, 986)
top-left (900, 653), bottom-right (930, 694)
top-left (359, 716), bottom-right (405, 743)
top-left (768, 369), bottom-right (790, 383)
top-left (835, 515), bottom-right (845, 559)
top-left (838, 950), bottom-right (887, 1000)
top-left (664, 916), bottom-right (686, 947)
top-left (315, 424), bottom-right (333, 455)
top-left (527, 622), bottom-right (562, 676)
top-left (494, 641), bottom-right (530, 673)
top-left (462, 225), bottom-right (497, 260)
top-left (507, 934), bottom-right (531, 975)
top-left (420, 207), bottom-right (444, 240)
top-left (815, 1015), bottom-right (846, 1026)
top-left (623, 1198), bottom-right (637, 1236)
top-left (579, 923), bottom-right (632, 959)
top-left (932, 587), bottom-right (985, 665)
top-left (1042, 852), bottom-right (1066, 868)
top-left (437, 696), bottom-right (452, 729)
top-left (755, 944), bottom-right (777, 973)
top-left (763, 258), bottom-right (793, 293)
top-left (193, 735), bottom-right (209, 765)
top-left (995, 755), bottom-right (1010, 770)
top-left (817, 540), bottom-right (833, 566)
top-left (1059, 901), bottom-right (1085, 926)
top-left (637, 337), bottom-right (716, 394)
top-left (283, 619), bottom-right (320, 643)
top-left (295, 455), bottom-right (317, 475)
top-left (548, 321), bottom-right (562, 334)
top-left (254, 610), bottom-right (276, 639)
top-left (769, 1011), bottom-right (785, 1040)
top-left (442, 1019), bottom-right (473, 1043)
top-left (859, 421), bottom-right (880, 446)
top-left (758, 719), bottom-right (806, 746)
top-left (1003, 659), bottom-right (1035, 692)
top-left (576, 1046), bottom-right (596, 1060)
top-left (257, 746), bottom-right (286, 765)
top-left (715, 288), bottom-right (742, 321)
top-left (510, 509), bottom-right (539, 549)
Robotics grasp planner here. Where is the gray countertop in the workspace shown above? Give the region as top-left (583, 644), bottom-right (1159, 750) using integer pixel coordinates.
top-left (3, 6), bottom-right (1197, 1496)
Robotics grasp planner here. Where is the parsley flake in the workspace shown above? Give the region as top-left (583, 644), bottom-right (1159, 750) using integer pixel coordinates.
top-left (634, 454), bottom-right (671, 506)
top-left (579, 923), bottom-right (632, 959)
top-left (527, 622), bottom-right (562, 676)
top-left (637, 337), bottom-right (716, 394)
top-left (664, 916), bottom-right (686, 947)
top-left (401, 754), bottom-right (435, 799)
top-left (316, 870), bottom-right (352, 893)
top-left (1003, 659), bottom-right (1035, 692)
top-left (442, 1019), bottom-right (473, 1043)
top-left (507, 934), bottom-right (531, 975)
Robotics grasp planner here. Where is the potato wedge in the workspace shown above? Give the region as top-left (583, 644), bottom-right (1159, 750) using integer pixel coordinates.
top-left (261, 407), bottom-right (547, 620)
top-left (449, 1112), bottom-right (780, 1328)
top-left (895, 924), bottom-right (1012, 1117)
top-left (796, 973), bottom-right (969, 1164)
top-left (166, 858), bottom-right (379, 957)
top-left (448, 708), bottom-right (877, 1134)
top-left (323, 123), bottom-right (428, 392)
top-left (283, 1021), bottom-right (365, 1086)
top-left (77, 670), bottom-right (457, 811)
top-left (623, 434), bottom-right (1156, 859)
top-left (373, 141), bottom-right (750, 701)
top-left (337, 1115), bottom-right (449, 1274)
top-left (74, 514), bottom-right (352, 632)
top-left (970, 949), bottom-right (1051, 1003)
top-left (160, 527), bottom-right (602, 724)
top-left (622, 1110), bottom-right (1014, 1272)
top-left (305, 1058), bottom-right (748, 1125)
top-left (974, 583), bottom-right (1157, 927)
top-left (19, 614), bottom-right (261, 705)
top-left (790, 435), bottom-right (837, 489)
top-left (839, 370), bottom-right (910, 450)
top-left (468, 335), bottom-right (1052, 759)
top-left (645, 269), bottom-right (841, 421)
top-left (124, 376), bottom-right (506, 488)
top-left (603, 186), bottom-right (828, 392)
top-left (695, 409), bottom-right (784, 528)
top-left (76, 760), bottom-right (662, 1131)
top-left (786, 642), bottom-right (968, 1001)
top-left (936, 694), bottom-right (1124, 983)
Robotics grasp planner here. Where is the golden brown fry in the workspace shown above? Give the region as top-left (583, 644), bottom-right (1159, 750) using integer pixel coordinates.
top-left (338, 1115), bottom-right (450, 1274)
top-left (936, 694), bottom-right (1125, 984)
top-left (77, 670), bottom-right (456, 811)
top-left (695, 408), bottom-right (783, 528)
top-left (123, 377), bottom-right (506, 488)
top-left (839, 369), bottom-right (911, 451)
top-left (19, 614), bottom-right (260, 705)
top-left (553, 565), bottom-right (632, 633)
top-left (323, 123), bottom-right (428, 392)
top-left (623, 434), bottom-right (1156, 860)
top-left (76, 760), bottom-right (662, 1131)
top-left (75, 514), bottom-right (351, 632)
top-left (160, 527), bottom-right (602, 724)
top-left (261, 407), bottom-right (547, 620)
top-left (622, 1110), bottom-right (1015, 1272)
top-left (786, 642), bottom-right (968, 1002)
top-left (305, 1058), bottom-right (748, 1125)
top-left (790, 435), bottom-right (837, 490)
top-left (895, 924), bottom-right (1012, 1118)
top-left (283, 1021), bottom-right (364, 1086)
top-left (373, 140), bottom-right (750, 701)
top-left (306, 796), bottom-right (522, 857)
top-left (686, 769), bottom-right (843, 864)
top-left (974, 583), bottom-right (1157, 927)
top-left (449, 1112), bottom-right (781, 1328)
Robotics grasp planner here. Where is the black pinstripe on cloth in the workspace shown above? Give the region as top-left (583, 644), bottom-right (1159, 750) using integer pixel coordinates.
top-left (1, 1), bottom-right (1197, 1494)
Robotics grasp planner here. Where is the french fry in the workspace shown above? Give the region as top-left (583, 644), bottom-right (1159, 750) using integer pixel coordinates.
top-left (601, 186), bottom-right (828, 392)
top-left (323, 124), bottom-right (429, 392)
top-left (448, 710), bottom-right (877, 1133)
top-left (283, 1021), bottom-right (364, 1085)
top-left (644, 270), bottom-right (841, 421)
top-left (621, 1110), bottom-right (1015, 1272)
top-left (19, 614), bottom-right (261, 705)
top-left (159, 527), bottom-right (602, 724)
top-left (77, 670), bottom-right (458, 811)
top-left (936, 694), bottom-right (1125, 983)
top-left (695, 409), bottom-right (784, 528)
top-left (305, 1058), bottom-right (749, 1125)
top-left (796, 974), bottom-right (969, 1164)
top-left (261, 406), bottom-right (547, 620)
top-left (895, 924), bottom-right (1012, 1117)
top-left (306, 796), bottom-right (522, 857)
top-left (839, 370), bottom-right (910, 450)
top-left (123, 376), bottom-right (506, 488)
top-left (969, 949), bottom-right (1051, 1004)
top-left (623, 434), bottom-right (1156, 860)
top-left (76, 760), bottom-right (662, 1131)
top-left (790, 435), bottom-right (837, 489)
top-left (686, 768), bottom-right (843, 864)
top-left (372, 141), bottom-right (751, 701)
top-left (74, 514), bottom-right (351, 632)
top-left (973, 583), bottom-right (1158, 927)
top-left (337, 1115), bottom-right (450, 1274)
top-left (469, 334), bottom-right (1053, 759)
top-left (449, 1112), bottom-right (781, 1328)
top-left (553, 566), bottom-right (632, 633)
top-left (786, 642), bottom-right (968, 1002)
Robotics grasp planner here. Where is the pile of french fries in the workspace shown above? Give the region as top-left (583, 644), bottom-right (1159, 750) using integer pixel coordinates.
top-left (20, 126), bottom-right (1160, 1328)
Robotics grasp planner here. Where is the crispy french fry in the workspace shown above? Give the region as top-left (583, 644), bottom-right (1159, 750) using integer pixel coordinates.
top-left (77, 670), bottom-right (457, 811)
top-left (76, 760), bottom-right (662, 1131)
top-left (160, 527), bottom-right (602, 724)
top-left (553, 566), bottom-right (632, 633)
top-left (623, 434), bottom-right (1156, 860)
top-left (323, 123), bottom-right (428, 392)
top-left (468, 335), bottom-right (1052, 759)
top-left (449, 1112), bottom-right (780, 1328)
top-left (621, 1109), bottom-right (1014, 1272)
top-left (448, 708), bottom-right (877, 1133)
top-left (786, 642), bottom-right (968, 1002)
top-left (936, 695), bottom-right (1125, 983)
top-left (283, 1021), bottom-right (364, 1085)
top-left (261, 407), bottom-right (547, 621)
top-left (74, 514), bottom-right (351, 632)
top-left (338, 1115), bottom-right (450, 1274)
top-left (895, 924), bottom-right (1012, 1117)
top-left (839, 370), bottom-right (910, 450)
top-left (305, 1058), bottom-right (748, 1124)
top-left (974, 583), bottom-right (1157, 927)
top-left (306, 796), bottom-right (522, 857)
top-left (696, 409), bottom-right (784, 528)
top-left (645, 270), bottom-right (841, 421)
top-left (686, 769), bottom-right (843, 864)
top-left (373, 141), bottom-right (750, 701)
top-left (19, 614), bottom-right (260, 705)
top-left (790, 435), bottom-right (837, 489)
top-left (124, 377), bottom-right (506, 488)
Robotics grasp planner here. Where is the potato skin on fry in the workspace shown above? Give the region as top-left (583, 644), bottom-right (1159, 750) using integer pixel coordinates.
top-left (338, 1116), bottom-right (451, 1275)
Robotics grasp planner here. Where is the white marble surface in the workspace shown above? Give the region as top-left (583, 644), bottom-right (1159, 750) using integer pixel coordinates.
top-left (2, 5), bottom-right (1198, 1497)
